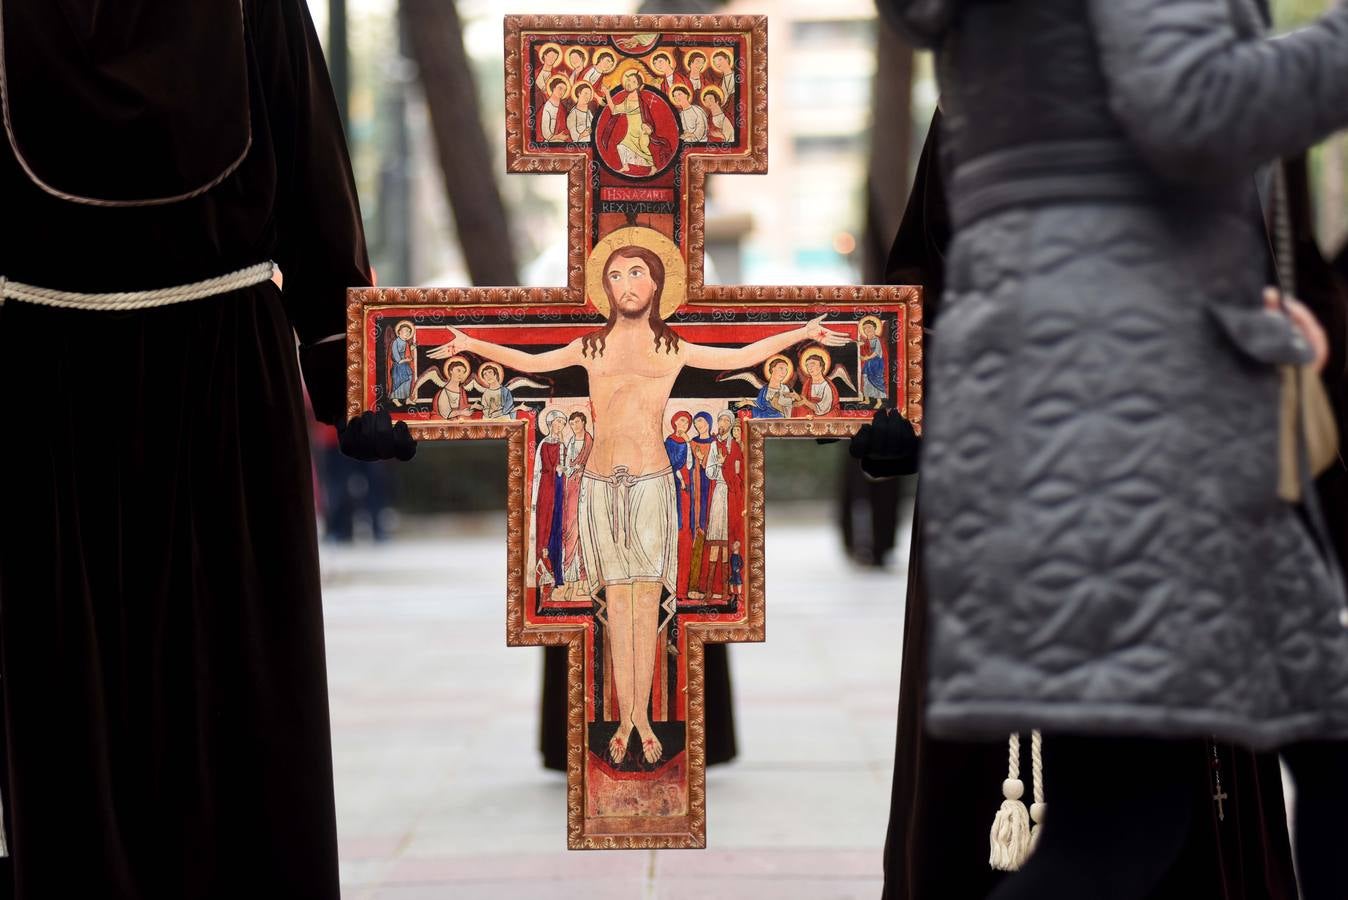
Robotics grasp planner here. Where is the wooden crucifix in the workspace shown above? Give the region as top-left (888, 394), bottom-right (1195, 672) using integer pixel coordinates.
top-left (346, 14), bottom-right (922, 850)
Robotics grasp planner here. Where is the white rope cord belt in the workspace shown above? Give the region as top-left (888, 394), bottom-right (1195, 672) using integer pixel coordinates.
top-left (0, 261), bottom-right (276, 310)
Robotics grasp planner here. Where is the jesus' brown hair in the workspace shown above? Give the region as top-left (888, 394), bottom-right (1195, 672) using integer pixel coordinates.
top-left (582, 245), bottom-right (681, 358)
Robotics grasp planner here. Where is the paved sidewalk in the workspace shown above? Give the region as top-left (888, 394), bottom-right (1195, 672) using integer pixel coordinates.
top-left (322, 502), bottom-right (910, 899)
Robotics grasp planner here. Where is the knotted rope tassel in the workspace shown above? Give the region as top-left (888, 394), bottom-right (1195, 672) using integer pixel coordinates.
top-left (989, 733), bottom-right (1031, 871)
top-left (1028, 730), bottom-right (1046, 853)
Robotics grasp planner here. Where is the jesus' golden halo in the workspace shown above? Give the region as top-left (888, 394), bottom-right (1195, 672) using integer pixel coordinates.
top-left (586, 226), bottom-right (687, 320)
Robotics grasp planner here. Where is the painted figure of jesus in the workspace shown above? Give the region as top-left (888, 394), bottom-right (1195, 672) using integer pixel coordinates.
top-left (600, 71), bottom-right (673, 174)
top-left (428, 228), bottom-right (844, 767)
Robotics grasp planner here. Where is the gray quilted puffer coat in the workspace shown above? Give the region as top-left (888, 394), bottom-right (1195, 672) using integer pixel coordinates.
top-left (886, 0), bottom-right (1348, 749)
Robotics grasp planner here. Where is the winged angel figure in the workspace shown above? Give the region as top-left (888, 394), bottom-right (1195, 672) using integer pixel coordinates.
top-left (412, 355), bottom-right (549, 420)
top-left (719, 345), bottom-right (857, 418)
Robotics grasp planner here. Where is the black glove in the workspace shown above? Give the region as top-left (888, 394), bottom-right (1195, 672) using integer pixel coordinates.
top-left (339, 410), bottom-right (417, 462)
top-left (849, 408), bottom-right (920, 479)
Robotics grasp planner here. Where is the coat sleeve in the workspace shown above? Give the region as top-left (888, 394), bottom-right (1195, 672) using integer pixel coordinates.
top-left (261, 0), bottom-right (373, 423)
top-left (1087, 0), bottom-right (1348, 185)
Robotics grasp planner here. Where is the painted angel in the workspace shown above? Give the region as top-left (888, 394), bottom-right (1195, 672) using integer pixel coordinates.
top-left (719, 346), bottom-right (854, 419)
top-left (472, 363), bottom-right (548, 420)
top-left (792, 347), bottom-right (855, 418)
top-left (412, 357), bottom-right (473, 420)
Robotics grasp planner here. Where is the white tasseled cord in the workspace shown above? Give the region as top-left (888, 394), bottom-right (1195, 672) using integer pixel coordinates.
top-left (989, 733), bottom-right (1031, 871)
top-left (0, 261), bottom-right (275, 310)
top-left (1027, 730), bottom-right (1046, 854)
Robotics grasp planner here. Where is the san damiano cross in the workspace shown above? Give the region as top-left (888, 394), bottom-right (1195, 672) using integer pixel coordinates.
top-left (346, 14), bottom-right (922, 850)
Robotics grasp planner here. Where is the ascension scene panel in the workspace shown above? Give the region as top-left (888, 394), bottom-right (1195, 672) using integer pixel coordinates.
top-left (524, 29), bottom-right (748, 166)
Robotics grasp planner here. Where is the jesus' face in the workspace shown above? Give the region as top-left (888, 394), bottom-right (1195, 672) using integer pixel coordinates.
top-left (622, 71), bottom-right (642, 93)
top-left (607, 254), bottom-right (657, 319)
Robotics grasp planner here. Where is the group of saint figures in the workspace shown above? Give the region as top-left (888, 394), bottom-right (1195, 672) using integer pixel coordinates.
top-left (664, 410), bottom-right (745, 604)
top-left (531, 404), bottom-right (747, 608)
top-left (533, 41), bottom-right (737, 152)
top-left (532, 409), bottom-right (594, 602)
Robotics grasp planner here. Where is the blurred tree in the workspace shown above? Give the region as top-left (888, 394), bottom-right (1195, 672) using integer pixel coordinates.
top-left (401, 0), bottom-right (519, 285)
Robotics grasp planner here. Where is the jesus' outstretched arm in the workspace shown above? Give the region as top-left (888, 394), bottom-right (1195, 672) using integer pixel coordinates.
top-left (427, 327), bottom-right (584, 374)
top-left (683, 314), bottom-right (846, 371)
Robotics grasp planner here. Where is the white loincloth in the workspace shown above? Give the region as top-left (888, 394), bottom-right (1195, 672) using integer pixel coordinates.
top-left (579, 466), bottom-right (678, 594)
